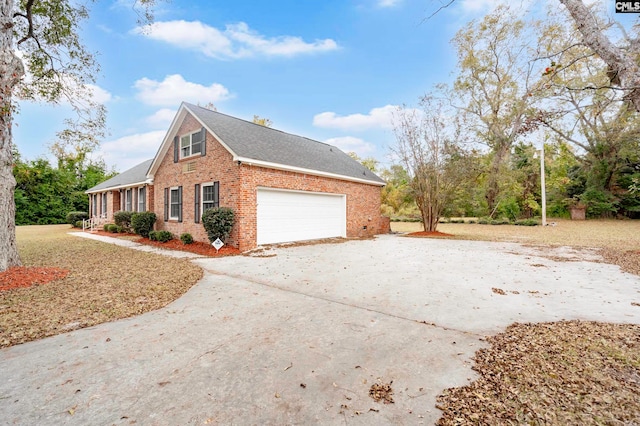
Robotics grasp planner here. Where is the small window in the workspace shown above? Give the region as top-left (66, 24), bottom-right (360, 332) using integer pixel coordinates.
top-left (180, 130), bottom-right (203, 159)
top-left (170, 188), bottom-right (180, 220)
top-left (138, 187), bottom-right (146, 212)
top-left (101, 193), bottom-right (107, 216)
top-left (125, 188), bottom-right (132, 212)
top-left (92, 194), bottom-right (97, 216)
top-left (202, 182), bottom-right (219, 212)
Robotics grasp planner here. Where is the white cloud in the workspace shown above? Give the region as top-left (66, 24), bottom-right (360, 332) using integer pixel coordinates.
top-left (99, 130), bottom-right (166, 172)
top-left (145, 108), bottom-right (176, 127)
top-left (326, 136), bottom-right (376, 156)
top-left (313, 105), bottom-right (397, 131)
top-left (85, 84), bottom-right (112, 104)
top-left (135, 20), bottom-right (339, 59)
top-left (134, 74), bottom-right (231, 107)
top-left (377, 0), bottom-right (402, 7)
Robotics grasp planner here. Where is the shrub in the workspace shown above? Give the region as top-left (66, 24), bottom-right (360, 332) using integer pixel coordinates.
top-left (131, 211), bottom-right (157, 238)
top-left (497, 197), bottom-right (521, 222)
top-left (201, 207), bottom-right (235, 244)
top-left (66, 211), bottom-right (88, 226)
top-left (103, 223), bottom-right (113, 232)
top-left (107, 224), bottom-right (119, 233)
top-left (490, 218), bottom-right (511, 225)
top-left (154, 230), bottom-right (173, 243)
top-left (148, 231), bottom-right (158, 241)
top-left (478, 217), bottom-right (491, 225)
top-left (180, 233), bottom-right (194, 245)
top-left (75, 220), bottom-right (84, 228)
top-left (114, 211), bottom-right (134, 231)
top-left (391, 216), bottom-right (422, 222)
top-left (515, 219), bottom-right (539, 226)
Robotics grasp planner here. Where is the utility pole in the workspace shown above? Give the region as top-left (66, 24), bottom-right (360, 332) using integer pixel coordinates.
top-left (539, 142), bottom-right (547, 226)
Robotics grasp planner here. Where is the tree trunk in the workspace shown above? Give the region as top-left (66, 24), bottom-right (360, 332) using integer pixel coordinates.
top-left (559, 0), bottom-right (640, 112)
top-left (0, 0), bottom-right (24, 271)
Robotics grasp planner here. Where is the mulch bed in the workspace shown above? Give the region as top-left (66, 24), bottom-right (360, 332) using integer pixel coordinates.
top-left (0, 266), bottom-right (69, 292)
top-left (406, 230), bottom-right (454, 238)
top-left (87, 230), bottom-right (240, 257)
top-left (136, 237), bottom-right (240, 256)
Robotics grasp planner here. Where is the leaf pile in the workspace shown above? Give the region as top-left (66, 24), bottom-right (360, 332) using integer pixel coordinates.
top-left (436, 321), bottom-right (640, 425)
top-left (369, 382), bottom-right (395, 404)
top-left (600, 248), bottom-right (640, 276)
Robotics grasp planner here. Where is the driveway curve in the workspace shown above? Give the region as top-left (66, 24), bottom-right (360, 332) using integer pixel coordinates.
top-left (1, 234), bottom-right (638, 425)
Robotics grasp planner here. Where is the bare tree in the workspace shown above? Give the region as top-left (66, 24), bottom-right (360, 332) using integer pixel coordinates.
top-left (429, 0), bottom-right (640, 112)
top-left (392, 96), bottom-right (474, 232)
top-left (559, 0), bottom-right (640, 112)
top-left (450, 6), bottom-right (546, 215)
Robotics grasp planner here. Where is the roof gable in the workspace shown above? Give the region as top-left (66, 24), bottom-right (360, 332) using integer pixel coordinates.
top-left (147, 102), bottom-right (385, 186)
top-left (86, 159), bottom-right (153, 193)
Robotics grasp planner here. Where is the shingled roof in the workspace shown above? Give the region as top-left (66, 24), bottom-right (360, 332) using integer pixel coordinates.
top-left (86, 159), bottom-right (153, 193)
top-left (148, 102), bottom-right (385, 186)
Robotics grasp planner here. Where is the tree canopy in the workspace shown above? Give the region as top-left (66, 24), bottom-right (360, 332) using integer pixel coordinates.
top-left (0, 0), bottom-right (155, 271)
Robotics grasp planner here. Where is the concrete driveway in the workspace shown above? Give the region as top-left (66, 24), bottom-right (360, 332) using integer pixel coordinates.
top-left (1, 234), bottom-right (639, 425)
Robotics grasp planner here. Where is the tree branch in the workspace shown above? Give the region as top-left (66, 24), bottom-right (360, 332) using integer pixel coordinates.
top-left (422, 0), bottom-right (456, 23)
top-left (15, 0), bottom-right (35, 45)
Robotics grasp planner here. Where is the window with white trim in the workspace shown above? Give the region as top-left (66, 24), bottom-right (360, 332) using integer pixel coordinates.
top-left (180, 130), bottom-right (203, 158)
top-left (170, 187), bottom-right (180, 220)
top-left (202, 182), bottom-right (219, 212)
top-left (138, 187), bottom-right (146, 212)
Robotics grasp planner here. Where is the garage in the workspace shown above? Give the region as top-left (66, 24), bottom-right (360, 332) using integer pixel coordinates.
top-left (256, 188), bottom-right (346, 245)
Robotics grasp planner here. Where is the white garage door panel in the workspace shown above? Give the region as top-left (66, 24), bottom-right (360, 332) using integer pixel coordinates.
top-left (257, 189), bottom-right (346, 245)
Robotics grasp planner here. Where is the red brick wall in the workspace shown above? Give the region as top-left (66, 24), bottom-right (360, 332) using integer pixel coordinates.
top-left (236, 165), bottom-right (388, 251)
top-left (151, 112), bottom-right (388, 251)
top-left (152, 113), bottom-right (241, 246)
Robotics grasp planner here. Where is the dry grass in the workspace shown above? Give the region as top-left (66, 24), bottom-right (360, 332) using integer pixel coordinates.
top-left (437, 321), bottom-right (640, 425)
top-left (393, 219), bottom-right (640, 276)
top-left (392, 219), bottom-right (640, 250)
top-left (0, 225), bottom-right (202, 348)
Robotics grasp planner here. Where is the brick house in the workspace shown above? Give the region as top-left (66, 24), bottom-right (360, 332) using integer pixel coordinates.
top-left (87, 102), bottom-right (389, 251)
top-left (85, 159), bottom-right (154, 227)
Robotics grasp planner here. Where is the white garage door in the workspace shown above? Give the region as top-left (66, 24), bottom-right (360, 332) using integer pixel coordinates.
top-left (257, 188), bottom-right (346, 245)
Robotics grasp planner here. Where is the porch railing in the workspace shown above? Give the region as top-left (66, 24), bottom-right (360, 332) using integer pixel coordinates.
top-left (82, 213), bottom-right (108, 232)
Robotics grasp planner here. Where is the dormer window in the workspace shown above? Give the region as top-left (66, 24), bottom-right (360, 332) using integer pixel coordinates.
top-left (173, 127), bottom-right (206, 163)
top-left (180, 129), bottom-right (204, 158)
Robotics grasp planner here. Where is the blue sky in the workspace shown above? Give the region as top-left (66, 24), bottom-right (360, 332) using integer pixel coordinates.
top-left (13, 0), bottom-right (625, 172)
